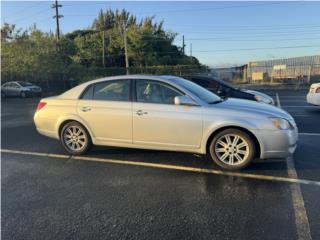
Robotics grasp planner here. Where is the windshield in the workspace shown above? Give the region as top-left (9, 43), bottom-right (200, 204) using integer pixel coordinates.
top-left (18, 81), bottom-right (33, 87)
top-left (171, 77), bottom-right (222, 103)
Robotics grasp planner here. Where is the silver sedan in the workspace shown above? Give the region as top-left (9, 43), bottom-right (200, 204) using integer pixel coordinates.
top-left (34, 75), bottom-right (298, 170)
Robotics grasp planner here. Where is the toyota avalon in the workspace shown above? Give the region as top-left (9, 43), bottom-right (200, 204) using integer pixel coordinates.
top-left (34, 75), bottom-right (298, 170)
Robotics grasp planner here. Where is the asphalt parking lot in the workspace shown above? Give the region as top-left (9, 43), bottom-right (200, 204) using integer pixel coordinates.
top-left (1, 89), bottom-right (320, 240)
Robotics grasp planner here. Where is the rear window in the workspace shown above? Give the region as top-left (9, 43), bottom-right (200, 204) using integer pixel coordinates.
top-left (93, 80), bottom-right (130, 101)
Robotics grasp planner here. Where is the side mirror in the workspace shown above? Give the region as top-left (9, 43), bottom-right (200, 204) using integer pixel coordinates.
top-left (174, 96), bottom-right (198, 106)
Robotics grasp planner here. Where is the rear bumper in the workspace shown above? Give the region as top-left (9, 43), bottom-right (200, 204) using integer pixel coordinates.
top-left (34, 113), bottom-right (59, 139)
top-left (254, 128), bottom-right (298, 159)
top-left (36, 127), bottom-right (58, 139)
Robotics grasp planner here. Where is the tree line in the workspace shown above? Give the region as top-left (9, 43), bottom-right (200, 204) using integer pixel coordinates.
top-left (1, 9), bottom-right (205, 91)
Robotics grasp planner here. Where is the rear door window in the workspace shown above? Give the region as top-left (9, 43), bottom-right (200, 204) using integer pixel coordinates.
top-left (93, 80), bottom-right (131, 101)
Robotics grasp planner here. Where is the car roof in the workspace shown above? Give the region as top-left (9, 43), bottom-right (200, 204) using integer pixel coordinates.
top-left (58, 75), bottom-right (186, 99)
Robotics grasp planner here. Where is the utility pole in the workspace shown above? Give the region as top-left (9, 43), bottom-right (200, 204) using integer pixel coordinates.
top-left (102, 30), bottom-right (105, 67)
top-left (123, 22), bottom-right (129, 75)
top-left (52, 0), bottom-right (63, 40)
top-left (182, 35), bottom-right (186, 54)
top-left (190, 43), bottom-right (192, 57)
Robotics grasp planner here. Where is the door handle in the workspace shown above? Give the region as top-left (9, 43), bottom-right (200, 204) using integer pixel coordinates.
top-left (136, 110), bottom-right (148, 116)
top-left (81, 106), bottom-right (91, 112)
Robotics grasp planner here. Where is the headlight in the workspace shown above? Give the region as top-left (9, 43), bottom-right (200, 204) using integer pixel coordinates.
top-left (255, 95), bottom-right (272, 104)
top-left (270, 118), bottom-right (293, 130)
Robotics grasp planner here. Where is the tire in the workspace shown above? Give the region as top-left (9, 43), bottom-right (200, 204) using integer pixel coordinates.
top-left (20, 91), bottom-right (26, 98)
top-left (208, 128), bottom-right (256, 170)
top-left (60, 121), bottom-right (92, 155)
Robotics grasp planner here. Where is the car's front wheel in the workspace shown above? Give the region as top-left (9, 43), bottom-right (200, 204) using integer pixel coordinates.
top-left (209, 129), bottom-right (256, 170)
top-left (60, 121), bottom-right (92, 155)
top-left (20, 91), bottom-right (26, 98)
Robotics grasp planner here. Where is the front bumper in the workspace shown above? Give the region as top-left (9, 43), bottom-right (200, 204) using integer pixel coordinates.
top-left (254, 128), bottom-right (298, 159)
top-left (307, 93), bottom-right (320, 106)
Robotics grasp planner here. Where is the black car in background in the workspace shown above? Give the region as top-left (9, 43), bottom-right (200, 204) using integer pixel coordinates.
top-left (185, 75), bottom-right (274, 105)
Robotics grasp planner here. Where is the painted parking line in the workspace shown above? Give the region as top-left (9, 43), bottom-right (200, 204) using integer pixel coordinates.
top-left (299, 132), bottom-right (320, 136)
top-left (282, 105), bottom-right (319, 108)
top-left (287, 157), bottom-right (312, 240)
top-left (276, 93), bottom-right (281, 108)
top-left (277, 93), bottom-right (312, 240)
top-left (279, 100), bottom-right (307, 102)
top-left (1, 148), bottom-right (320, 188)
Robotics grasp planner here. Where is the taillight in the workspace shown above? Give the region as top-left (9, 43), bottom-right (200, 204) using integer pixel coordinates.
top-left (316, 87), bottom-right (320, 93)
top-left (36, 102), bottom-right (47, 111)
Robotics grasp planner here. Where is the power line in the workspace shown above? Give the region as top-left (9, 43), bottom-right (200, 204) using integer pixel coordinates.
top-left (186, 31), bottom-right (320, 40)
top-left (63, 2), bottom-right (293, 17)
top-left (163, 23), bottom-right (320, 30)
top-left (185, 37), bottom-right (320, 42)
top-left (142, 2), bottom-right (293, 14)
top-left (8, 8), bottom-right (52, 24)
top-left (3, 1), bottom-right (48, 18)
top-left (195, 45), bottom-right (320, 53)
top-left (174, 27), bottom-right (320, 34)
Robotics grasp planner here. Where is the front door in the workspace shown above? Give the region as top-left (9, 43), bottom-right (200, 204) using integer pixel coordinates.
top-left (132, 79), bottom-right (203, 150)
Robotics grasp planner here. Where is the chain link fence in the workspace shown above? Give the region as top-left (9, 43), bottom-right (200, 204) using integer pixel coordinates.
top-left (2, 65), bottom-right (208, 94)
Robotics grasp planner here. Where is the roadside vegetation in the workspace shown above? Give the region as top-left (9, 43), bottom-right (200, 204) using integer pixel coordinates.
top-left (1, 9), bottom-right (205, 92)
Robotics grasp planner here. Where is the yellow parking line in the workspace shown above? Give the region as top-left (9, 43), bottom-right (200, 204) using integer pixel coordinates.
top-left (1, 148), bottom-right (320, 187)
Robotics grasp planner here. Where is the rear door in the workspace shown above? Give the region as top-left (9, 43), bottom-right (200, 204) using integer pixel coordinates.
top-left (132, 79), bottom-right (203, 150)
top-left (77, 79), bottom-right (133, 144)
top-left (3, 83), bottom-right (16, 96)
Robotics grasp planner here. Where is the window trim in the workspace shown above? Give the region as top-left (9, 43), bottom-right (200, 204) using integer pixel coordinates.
top-left (133, 79), bottom-right (185, 105)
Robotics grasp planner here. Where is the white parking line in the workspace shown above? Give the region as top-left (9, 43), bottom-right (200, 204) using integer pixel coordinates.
top-left (277, 93), bottom-right (312, 240)
top-left (282, 106), bottom-right (318, 108)
top-left (280, 100), bottom-right (307, 102)
top-left (287, 157), bottom-right (312, 240)
top-left (276, 93), bottom-right (281, 108)
top-left (292, 115), bottom-right (313, 117)
top-left (1, 148), bottom-right (320, 187)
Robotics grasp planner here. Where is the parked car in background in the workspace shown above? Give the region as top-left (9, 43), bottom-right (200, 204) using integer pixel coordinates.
top-left (1, 81), bottom-right (42, 98)
top-left (34, 75), bottom-right (297, 170)
top-left (307, 83), bottom-right (320, 106)
top-left (185, 75), bottom-right (275, 105)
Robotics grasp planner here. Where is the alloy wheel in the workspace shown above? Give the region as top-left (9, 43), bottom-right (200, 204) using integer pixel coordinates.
top-left (63, 125), bottom-right (88, 152)
top-left (214, 134), bottom-right (250, 166)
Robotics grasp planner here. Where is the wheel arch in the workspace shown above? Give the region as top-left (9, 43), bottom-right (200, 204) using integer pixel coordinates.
top-left (205, 125), bottom-right (261, 159)
top-left (56, 116), bottom-right (94, 143)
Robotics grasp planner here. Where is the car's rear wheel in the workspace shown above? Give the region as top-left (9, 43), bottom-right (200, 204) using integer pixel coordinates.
top-left (60, 121), bottom-right (91, 155)
top-left (209, 129), bottom-right (255, 170)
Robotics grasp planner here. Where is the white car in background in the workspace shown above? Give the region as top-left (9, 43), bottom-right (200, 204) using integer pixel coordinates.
top-left (307, 83), bottom-right (320, 106)
top-left (1, 81), bottom-right (42, 98)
